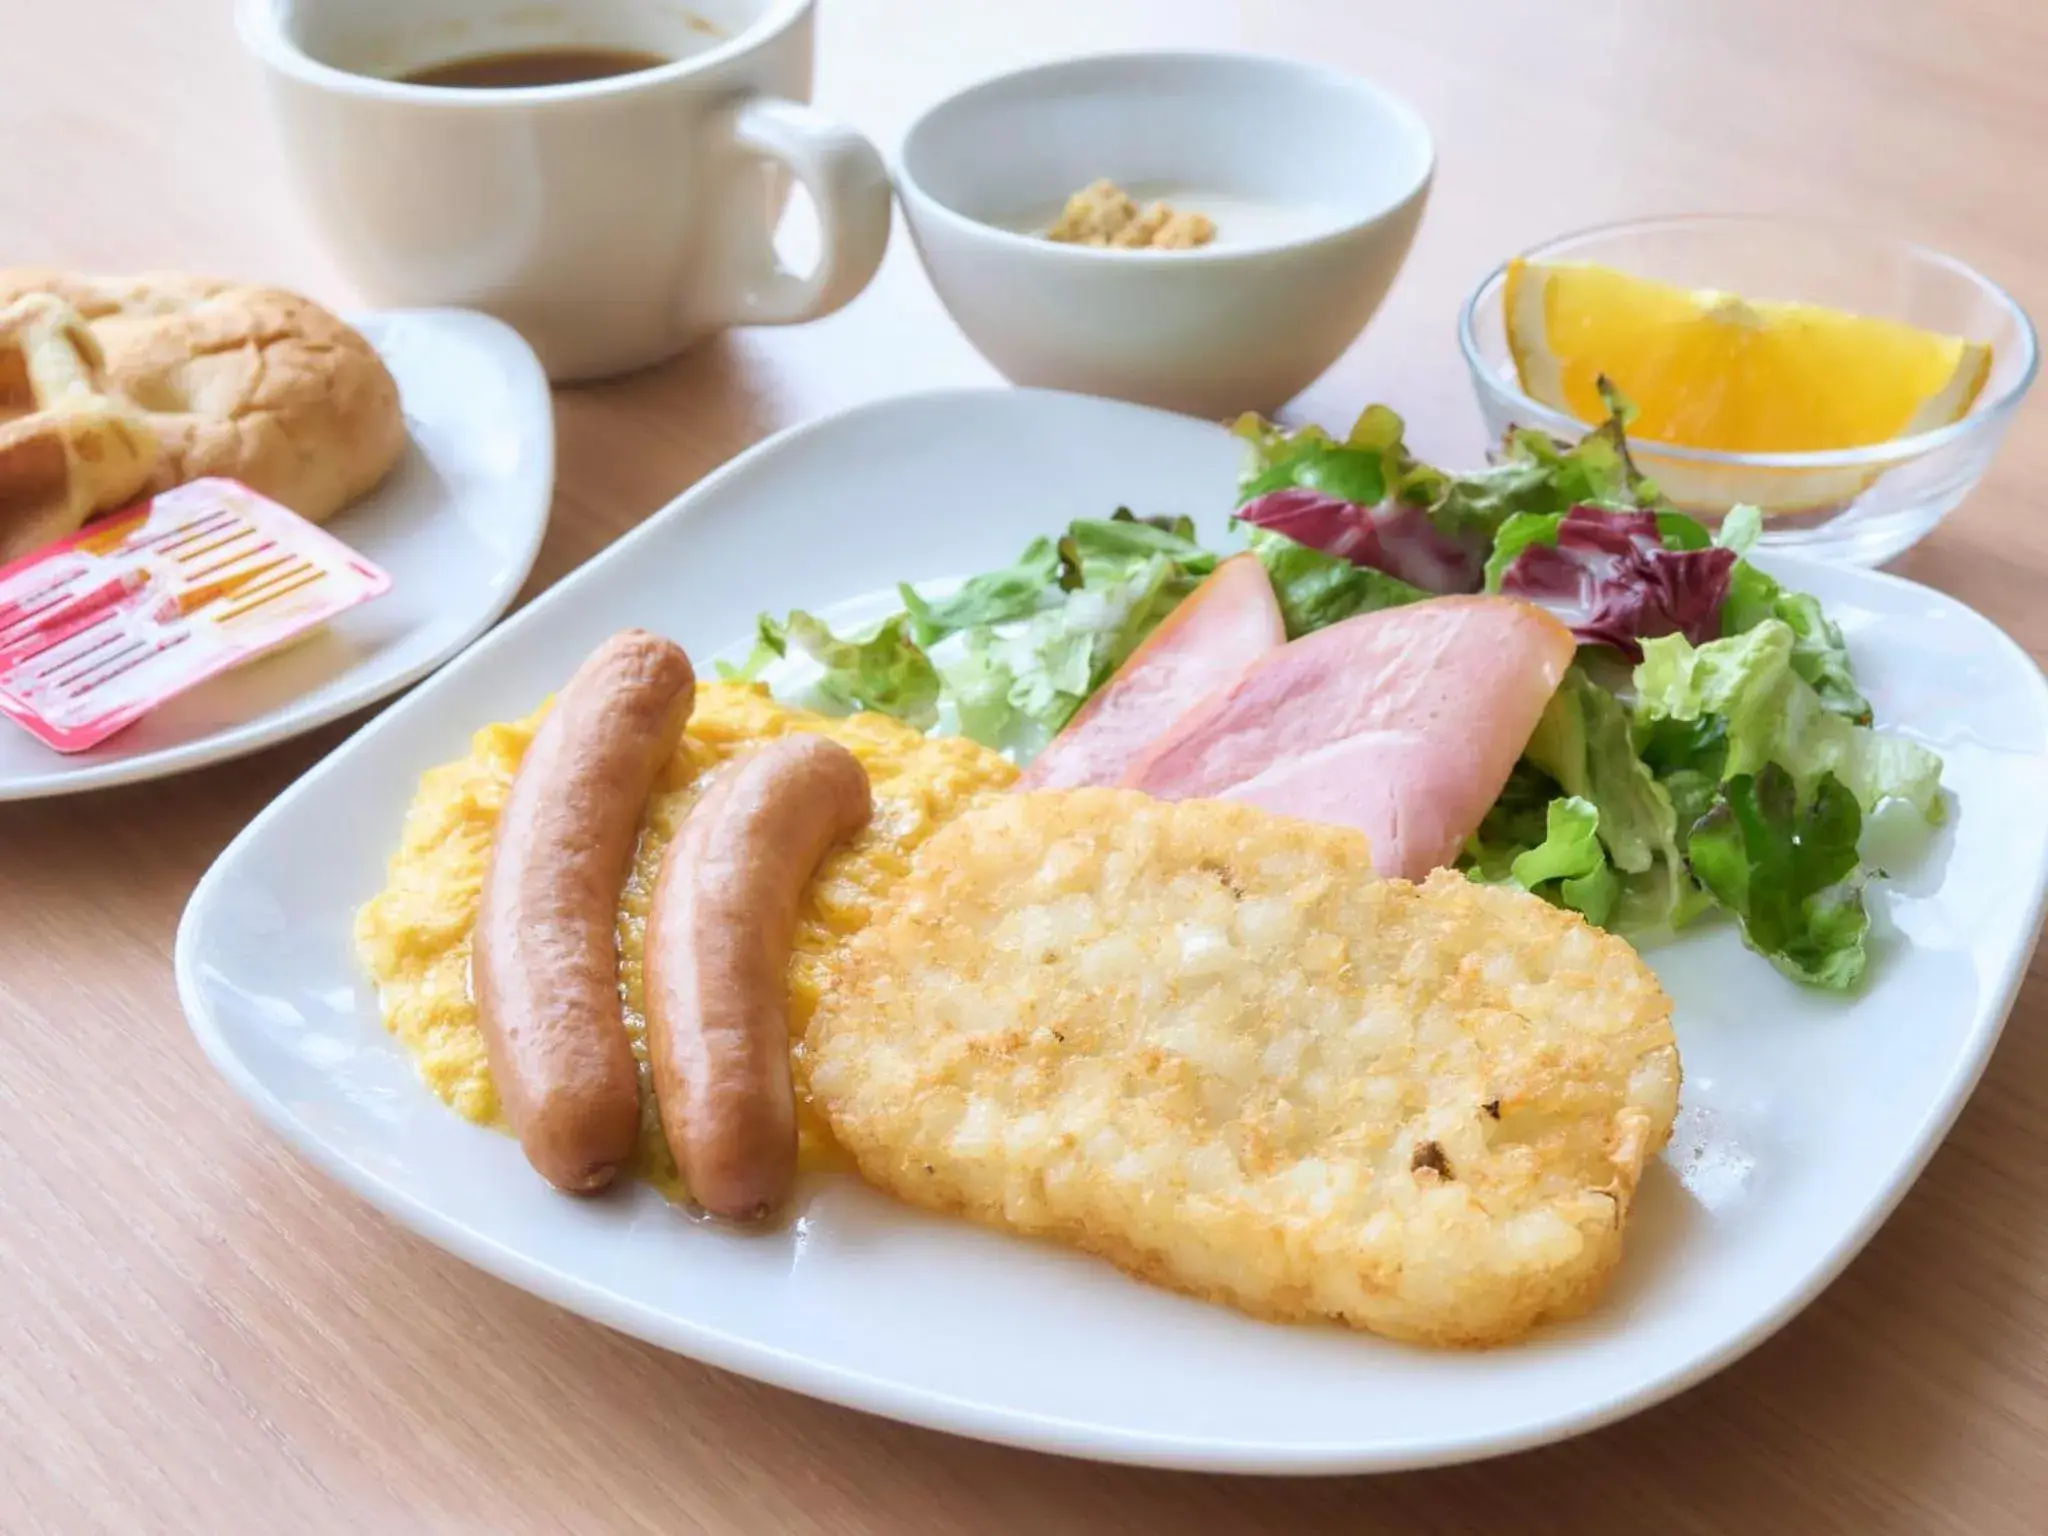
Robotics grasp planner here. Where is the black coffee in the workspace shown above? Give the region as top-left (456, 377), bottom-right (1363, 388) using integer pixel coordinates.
top-left (400, 47), bottom-right (670, 89)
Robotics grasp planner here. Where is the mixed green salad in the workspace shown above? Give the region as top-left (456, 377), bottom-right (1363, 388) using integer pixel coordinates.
top-left (730, 400), bottom-right (1944, 992)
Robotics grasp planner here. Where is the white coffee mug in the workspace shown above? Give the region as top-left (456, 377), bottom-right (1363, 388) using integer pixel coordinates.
top-left (237, 0), bottom-right (891, 381)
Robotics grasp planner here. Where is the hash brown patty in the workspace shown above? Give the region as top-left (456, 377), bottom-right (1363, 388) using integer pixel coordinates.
top-left (802, 789), bottom-right (1681, 1347)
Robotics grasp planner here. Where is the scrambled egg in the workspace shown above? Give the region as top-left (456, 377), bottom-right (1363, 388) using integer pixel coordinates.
top-left (353, 681), bottom-right (1017, 1200)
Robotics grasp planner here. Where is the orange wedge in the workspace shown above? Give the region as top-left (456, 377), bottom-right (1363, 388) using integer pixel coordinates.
top-left (1504, 258), bottom-right (1992, 454)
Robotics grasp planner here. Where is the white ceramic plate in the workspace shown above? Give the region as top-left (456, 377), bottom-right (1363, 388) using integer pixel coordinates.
top-left (0, 308), bottom-right (552, 801)
top-left (176, 389), bottom-right (2048, 1474)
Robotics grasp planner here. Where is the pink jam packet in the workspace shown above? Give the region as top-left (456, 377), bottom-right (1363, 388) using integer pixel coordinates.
top-left (0, 477), bottom-right (392, 753)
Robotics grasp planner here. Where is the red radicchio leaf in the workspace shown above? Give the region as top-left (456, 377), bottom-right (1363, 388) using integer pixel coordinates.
top-left (1499, 506), bottom-right (1736, 660)
top-left (1237, 488), bottom-right (1485, 594)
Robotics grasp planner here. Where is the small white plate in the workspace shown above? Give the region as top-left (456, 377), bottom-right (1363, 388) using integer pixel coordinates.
top-left (176, 388), bottom-right (2048, 1474)
top-left (0, 308), bottom-right (552, 801)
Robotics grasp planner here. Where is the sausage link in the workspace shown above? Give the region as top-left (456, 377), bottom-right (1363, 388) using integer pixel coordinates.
top-left (645, 734), bottom-right (872, 1220)
top-left (473, 630), bottom-right (695, 1192)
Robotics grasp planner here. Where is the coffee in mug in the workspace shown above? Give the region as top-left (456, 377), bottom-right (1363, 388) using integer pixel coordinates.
top-left (398, 47), bottom-right (674, 89)
top-left (238, 0), bottom-right (891, 381)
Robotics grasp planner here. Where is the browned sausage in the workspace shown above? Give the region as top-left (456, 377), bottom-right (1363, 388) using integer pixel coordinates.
top-left (473, 630), bottom-right (695, 1193)
top-left (644, 735), bottom-right (872, 1220)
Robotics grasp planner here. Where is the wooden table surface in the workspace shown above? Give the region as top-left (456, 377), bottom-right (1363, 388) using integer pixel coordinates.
top-left (5, 1), bottom-right (2046, 1530)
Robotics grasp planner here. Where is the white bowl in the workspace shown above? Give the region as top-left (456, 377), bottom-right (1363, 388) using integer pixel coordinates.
top-left (894, 52), bottom-right (1435, 420)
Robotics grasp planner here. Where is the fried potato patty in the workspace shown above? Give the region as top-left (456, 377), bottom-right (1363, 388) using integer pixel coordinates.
top-left (803, 790), bottom-right (1681, 1347)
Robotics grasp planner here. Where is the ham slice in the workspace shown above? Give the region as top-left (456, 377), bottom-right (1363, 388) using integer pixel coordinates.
top-left (1018, 552), bottom-right (1285, 791)
top-left (1123, 596), bottom-right (1576, 879)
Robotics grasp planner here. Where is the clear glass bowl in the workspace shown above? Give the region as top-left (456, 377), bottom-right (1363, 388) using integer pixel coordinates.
top-left (1458, 215), bottom-right (2038, 566)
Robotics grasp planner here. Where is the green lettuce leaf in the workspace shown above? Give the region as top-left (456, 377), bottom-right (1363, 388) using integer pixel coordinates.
top-left (1231, 403), bottom-right (1428, 508)
top-left (1481, 511), bottom-right (1563, 593)
top-left (1464, 759), bottom-right (1558, 874)
top-left (1526, 669), bottom-right (1679, 876)
top-left (1564, 858), bottom-right (1623, 929)
top-left (1244, 527), bottom-right (1428, 639)
top-left (1109, 508), bottom-right (1200, 538)
top-left (1446, 400), bottom-right (1651, 522)
top-left (1714, 503), bottom-right (1764, 553)
top-left (752, 508), bottom-right (1222, 754)
top-left (750, 611), bottom-right (943, 729)
top-left (1517, 667), bottom-right (1718, 931)
top-left (1461, 772), bottom-right (1620, 927)
top-left (1067, 513), bottom-right (1217, 586)
top-left (1771, 589), bottom-right (1870, 724)
top-left (1635, 621), bottom-right (1940, 820)
top-left (1615, 856), bottom-right (1720, 932)
top-left (934, 628), bottom-right (1021, 748)
top-left (1054, 554), bottom-right (1186, 705)
top-left (1636, 713), bottom-right (1729, 843)
top-left (716, 612), bottom-right (791, 683)
top-left (900, 536), bottom-right (1065, 645)
top-left (1230, 412), bottom-right (1340, 486)
top-left (1428, 449), bottom-right (1575, 543)
top-left (901, 512), bottom-right (1214, 648)
top-left (1507, 796), bottom-right (1621, 927)
top-left (1720, 563), bottom-right (1871, 723)
top-left (1637, 712), bottom-right (1729, 775)
top-left (1243, 437), bottom-right (1387, 507)
top-left (1688, 765), bottom-right (1870, 989)
top-left (941, 553), bottom-right (1191, 752)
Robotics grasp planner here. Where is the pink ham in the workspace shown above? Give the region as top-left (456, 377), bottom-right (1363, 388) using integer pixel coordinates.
top-left (1018, 552), bottom-right (1286, 791)
top-left (1122, 596), bottom-right (1576, 879)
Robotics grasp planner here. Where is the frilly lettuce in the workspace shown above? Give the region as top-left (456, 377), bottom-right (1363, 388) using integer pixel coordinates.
top-left (898, 535), bottom-right (1068, 643)
top-left (1687, 765), bottom-right (1871, 989)
top-left (1243, 526), bottom-right (1426, 639)
top-left (1230, 402), bottom-right (1654, 595)
top-left (1507, 796), bottom-right (1621, 927)
top-left (1231, 403), bottom-right (1442, 511)
top-left (732, 611), bottom-right (942, 728)
top-left (734, 513), bottom-right (1215, 755)
top-left (1634, 621), bottom-right (1942, 821)
top-left (1462, 771), bottom-right (1625, 931)
top-left (1526, 668), bottom-right (1680, 877)
top-left (1508, 668), bottom-right (1712, 932)
top-left (945, 553), bottom-right (1188, 753)
top-left (902, 513), bottom-right (1214, 646)
top-left (1715, 503), bottom-right (1764, 553)
top-left (1718, 563), bottom-right (1871, 723)
top-left (1627, 621), bottom-right (1943, 986)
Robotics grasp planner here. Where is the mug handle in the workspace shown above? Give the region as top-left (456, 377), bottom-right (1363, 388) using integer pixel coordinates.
top-left (714, 95), bottom-right (892, 327)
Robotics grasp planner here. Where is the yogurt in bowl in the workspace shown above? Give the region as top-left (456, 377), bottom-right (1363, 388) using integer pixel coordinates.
top-left (894, 51), bottom-right (1435, 420)
top-left (1002, 184), bottom-right (1355, 250)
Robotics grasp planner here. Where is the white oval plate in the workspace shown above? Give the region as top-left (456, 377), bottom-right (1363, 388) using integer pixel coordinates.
top-left (175, 389), bottom-right (2048, 1474)
top-left (0, 308), bottom-right (552, 801)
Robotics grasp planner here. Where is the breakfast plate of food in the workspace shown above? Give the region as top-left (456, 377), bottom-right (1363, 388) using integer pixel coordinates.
top-left (0, 271), bottom-right (552, 800)
top-left (175, 386), bottom-right (2048, 1472)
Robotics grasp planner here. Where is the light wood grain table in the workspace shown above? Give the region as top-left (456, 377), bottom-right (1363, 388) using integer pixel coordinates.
top-left (5, 1), bottom-right (2045, 1530)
